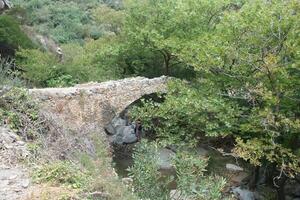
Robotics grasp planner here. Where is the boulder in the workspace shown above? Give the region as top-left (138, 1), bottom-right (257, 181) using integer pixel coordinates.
top-left (0, 0), bottom-right (12, 10)
top-left (122, 126), bottom-right (137, 144)
top-left (112, 124), bottom-right (137, 145)
top-left (285, 180), bottom-right (300, 197)
top-left (232, 187), bottom-right (256, 200)
top-left (226, 163), bottom-right (244, 172)
top-left (158, 148), bottom-right (176, 170)
top-left (122, 177), bottom-right (133, 186)
top-left (0, 1), bottom-right (4, 10)
top-left (105, 117), bottom-right (127, 135)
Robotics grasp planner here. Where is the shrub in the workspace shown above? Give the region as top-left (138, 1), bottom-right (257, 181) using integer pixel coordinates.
top-left (129, 140), bottom-right (170, 199)
top-left (173, 152), bottom-right (227, 200)
top-left (33, 161), bottom-right (88, 189)
top-left (77, 135), bottom-right (138, 200)
top-left (0, 56), bottom-right (24, 87)
top-left (129, 140), bottom-right (227, 200)
top-left (16, 37), bottom-right (123, 87)
top-left (11, 0), bottom-right (122, 43)
top-left (0, 87), bottom-right (43, 140)
top-left (0, 15), bottom-right (34, 52)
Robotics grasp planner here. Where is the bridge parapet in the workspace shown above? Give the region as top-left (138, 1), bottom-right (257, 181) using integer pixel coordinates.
top-left (30, 76), bottom-right (168, 132)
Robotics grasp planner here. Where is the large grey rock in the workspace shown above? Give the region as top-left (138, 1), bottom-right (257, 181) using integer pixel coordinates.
top-left (285, 180), bottom-right (300, 197)
top-left (105, 117), bottom-right (126, 135)
top-left (112, 124), bottom-right (137, 144)
top-left (232, 187), bottom-right (255, 200)
top-left (0, 0), bottom-right (12, 10)
top-left (196, 146), bottom-right (209, 157)
top-left (158, 148), bottom-right (176, 170)
top-left (226, 163), bottom-right (244, 172)
top-left (0, 1), bottom-right (4, 9)
top-left (121, 126), bottom-right (137, 144)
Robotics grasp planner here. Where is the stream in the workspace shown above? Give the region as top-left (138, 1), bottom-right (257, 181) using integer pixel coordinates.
top-left (105, 113), bottom-right (296, 200)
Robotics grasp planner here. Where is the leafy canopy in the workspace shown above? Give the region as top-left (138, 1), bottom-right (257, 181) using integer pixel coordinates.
top-left (130, 0), bottom-right (300, 177)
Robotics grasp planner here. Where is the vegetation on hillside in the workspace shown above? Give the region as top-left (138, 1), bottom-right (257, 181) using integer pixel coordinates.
top-left (0, 15), bottom-right (34, 57)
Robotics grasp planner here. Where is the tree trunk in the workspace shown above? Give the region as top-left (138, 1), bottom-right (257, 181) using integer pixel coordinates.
top-left (249, 166), bottom-right (260, 190)
top-left (161, 51), bottom-right (171, 76)
top-left (276, 176), bottom-right (287, 200)
top-left (165, 58), bottom-right (170, 75)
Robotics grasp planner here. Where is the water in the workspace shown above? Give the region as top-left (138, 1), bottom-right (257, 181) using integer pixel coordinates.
top-left (112, 144), bottom-right (134, 177)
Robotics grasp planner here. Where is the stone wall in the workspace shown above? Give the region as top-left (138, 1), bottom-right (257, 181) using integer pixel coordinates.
top-left (29, 76), bottom-right (168, 132)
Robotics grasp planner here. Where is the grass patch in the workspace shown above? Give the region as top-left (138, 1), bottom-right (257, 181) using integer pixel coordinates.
top-left (78, 135), bottom-right (138, 200)
top-left (33, 161), bottom-right (89, 189)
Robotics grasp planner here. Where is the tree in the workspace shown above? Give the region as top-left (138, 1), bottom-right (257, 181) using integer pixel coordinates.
top-left (130, 0), bottom-right (300, 198)
top-left (123, 0), bottom-right (229, 75)
top-left (92, 4), bottom-right (125, 35)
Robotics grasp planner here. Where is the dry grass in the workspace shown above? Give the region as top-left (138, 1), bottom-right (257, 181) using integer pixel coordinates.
top-left (25, 184), bottom-right (79, 200)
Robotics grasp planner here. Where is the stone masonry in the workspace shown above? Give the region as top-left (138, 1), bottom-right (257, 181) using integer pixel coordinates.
top-left (29, 76), bottom-right (168, 132)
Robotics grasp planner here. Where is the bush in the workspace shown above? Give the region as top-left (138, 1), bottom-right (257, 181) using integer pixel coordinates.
top-left (33, 161), bottom-right (88, 189)
top-left (0, 15), bottom-right (34, 53)
top-left (0, 56), bottom-right (24, 87)
top-left (129, 141), bottom-right (170, 199)
top-left (77, 135), bottom-right (138, 200)
top-left (11, 0), bottom-right (122, 43)
top-left (129, 140), bottom-right (227, 200)
top-left (0, 87), bottom-right (43, 140)
top-left (16, 36), bottom-right (123, 87)
top-left (173, 152), bottom-right (227, 200)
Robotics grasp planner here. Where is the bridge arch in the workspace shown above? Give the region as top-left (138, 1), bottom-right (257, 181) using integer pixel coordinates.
top-left (30, 76), bottom-right (168, 132)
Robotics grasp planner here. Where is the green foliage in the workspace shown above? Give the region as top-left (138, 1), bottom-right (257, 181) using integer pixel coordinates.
top-left (181, 0), bottom-right (300, 177)
top-left (0, 87), bottom-right (43, 140)
top-left (123, 0), bottom-right (229, 76)
top-left (173, 152), bottom-right (227, 200)
top-left (129, 140), bottom-right (227, 200)
top-left (130, 0), bottom-right (300, 178)
top-left (33, 161), bottom-right (89, 189)
top-left (130, 79), bottom-right (239, 146)
top-left (17, 36), bottom-right (123, 87)
top-left (0, 57), bottom-right (24, 87)
top-left (46, 74), bottom-right (77, 88)
top-left (78, 134), bottom-right (138, 200)
top-left (16, 49), bottom-right (60, 86)
top-left (129, 141), bottom-right (170, 199)
top-left (11, 0), bottom-right (122, 43)
top-left (92, 4), bottom-right (125, 34)
top-left (0, 14), bottom-right (34, 49)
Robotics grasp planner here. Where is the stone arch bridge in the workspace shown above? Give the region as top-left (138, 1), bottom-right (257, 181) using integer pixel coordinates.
top-left (30, 76), bottom-right (168, 133)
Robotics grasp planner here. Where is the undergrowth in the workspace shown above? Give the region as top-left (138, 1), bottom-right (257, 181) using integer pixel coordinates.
top-left (0, 78), bottom-right (137, 199)
top-left (33, 161), bottom-right (89, 189)
top-left (0, 87), bottom-right (45, 140)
